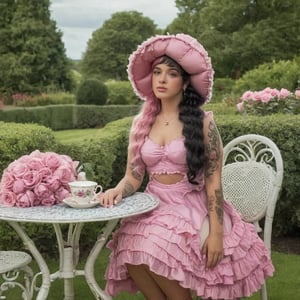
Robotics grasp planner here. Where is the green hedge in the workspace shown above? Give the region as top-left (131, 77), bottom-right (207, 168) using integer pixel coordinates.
top-left (0, 104), bottom-right (140, 130)
top-left (0, 122), bottom-right (57, 171)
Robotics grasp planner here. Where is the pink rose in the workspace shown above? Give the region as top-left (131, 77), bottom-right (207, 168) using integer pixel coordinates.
top-left (12, 180), bottom-right (25, 194)
top-left (53, 166), bottom-right (76, 184)
top-left (0, 190), bottom-right (17, 207)
top-left (0, 172), bottom-right (15, 190)
top-left (32, 197), bottom-right (42, 206)
top-left (38, 167), bottom-right (53, 181)
top-left (263, 87), bottom-right (279, 97)
top-left (55, 186), bottom-right (71, 202)
top-left (279, 88), bottom-right (290, 99)
top-left (16, 190), bottom-right (35, 207)
top-left (260, 92), bottom-right (273, 103)
top-left (241, 91), bottom-right (253, 101)
top-left (294, 90), bottom-right (300, 99)
top-left (60, 155), bottom-right (79, 174)
top-left (29, 150), bottom-right (43, 159)
top-left (27, 157), bottom-right (44, 170)
top-left (16, 155), bottom-right (30, 165)
top-left (22, 170), bottom-right (41, 188)
top-left (34, 183), bottom-right (52, 199)
top-left (40, 194), bottom-right (56, 206)
top-left (252, 92), bottom-right (262, 101)
top-left (43, 152), bottom-right (62, 170)
top-left (46, 177), bottom-right (61, 192)
top-left (9, 162), bottom-right (29, 179)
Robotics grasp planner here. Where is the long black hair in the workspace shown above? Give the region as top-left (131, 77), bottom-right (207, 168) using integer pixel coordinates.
top-left (160, 56), bottom-right (206, 184)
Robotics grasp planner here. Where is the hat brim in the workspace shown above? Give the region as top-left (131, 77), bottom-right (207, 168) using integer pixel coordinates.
top-left (127, 34), bottom-right (214, 104)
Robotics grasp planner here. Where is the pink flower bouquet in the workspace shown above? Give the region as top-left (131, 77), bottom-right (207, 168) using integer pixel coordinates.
top-left (237, 87), bottom-right (300, 115)
top-left (0, 150), bottom-right (79, 207)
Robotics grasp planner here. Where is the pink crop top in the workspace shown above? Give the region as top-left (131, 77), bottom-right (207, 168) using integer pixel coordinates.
top-left (140, 137), bottom-right (188, 175)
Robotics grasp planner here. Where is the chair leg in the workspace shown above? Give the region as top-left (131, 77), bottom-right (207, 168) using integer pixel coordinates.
top-left (260, 282), bottom-right (267, 300)
top-left (0, 267), bottom-right (33, 300)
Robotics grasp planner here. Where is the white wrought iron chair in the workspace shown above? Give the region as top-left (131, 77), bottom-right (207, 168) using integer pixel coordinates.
top-left (0, 250), bottom-right (33, 299)
top-left (222, 134), bottom-right (283, 300)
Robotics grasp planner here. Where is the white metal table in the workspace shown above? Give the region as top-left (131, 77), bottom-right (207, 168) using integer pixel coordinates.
top-left (0, 192), bottom-right (159, 300)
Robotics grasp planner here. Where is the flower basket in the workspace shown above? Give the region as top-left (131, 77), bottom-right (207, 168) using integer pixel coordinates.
top-left (0, 150), bottom-right (79, 207)
top-left (237, 87), bottom-right (300, 115)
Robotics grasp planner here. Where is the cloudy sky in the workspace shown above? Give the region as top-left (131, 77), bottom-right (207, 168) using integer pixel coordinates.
top-left (50, 0), bottom-right (178, 60)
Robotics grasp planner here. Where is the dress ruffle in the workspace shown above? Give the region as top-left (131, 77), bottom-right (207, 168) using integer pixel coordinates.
top-left (104, 180), bottom-right (274, 299)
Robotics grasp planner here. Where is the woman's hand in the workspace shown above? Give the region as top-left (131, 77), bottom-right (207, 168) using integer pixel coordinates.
top-left (96, 188), bottom-right (122, 208)
top-left (201, 233), bottom-right (223, 269)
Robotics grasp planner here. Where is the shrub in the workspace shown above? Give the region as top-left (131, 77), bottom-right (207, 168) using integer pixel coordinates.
top-left (16, 92), bottom-right (75, 107)
top-left (212, 77), bottom-right (235, 103)
top-left (0, 122), bottom-right (58, 172)
top-left (76, 78), bottom-right (108, 105)
top-left (232, 57), bottom-right (300, 95)
top-left (106, 80), bottom-right (139, 105)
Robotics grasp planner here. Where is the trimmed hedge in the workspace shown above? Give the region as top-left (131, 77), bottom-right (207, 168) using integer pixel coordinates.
top-left (0, 104), bottom-right (140, 130)
top-left (0, 122), bottom-right (57, 171)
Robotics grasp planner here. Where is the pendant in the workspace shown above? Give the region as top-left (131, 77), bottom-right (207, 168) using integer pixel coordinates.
top-left (165, 121), bottom-right (169, 126)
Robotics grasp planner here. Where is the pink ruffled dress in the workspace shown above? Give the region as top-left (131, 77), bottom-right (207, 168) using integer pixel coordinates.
top-left (105, 135), bottom-right (274, 299)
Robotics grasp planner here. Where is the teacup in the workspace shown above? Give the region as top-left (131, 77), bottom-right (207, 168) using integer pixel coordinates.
top-left (68, 180), bottom-right (103, 203)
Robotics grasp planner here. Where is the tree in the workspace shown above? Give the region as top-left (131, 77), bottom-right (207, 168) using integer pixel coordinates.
top-left (0, 0), bottom-right (73, 96)
top-left (166, 0), bottom-right (207, 36)
top-left (167, 0), bottom-right (300, 78)
top-left (80, 11), bottom-right (157, 80)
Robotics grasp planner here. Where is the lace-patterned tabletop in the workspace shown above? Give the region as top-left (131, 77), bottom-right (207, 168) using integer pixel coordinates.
top-left (0, 192), bottom-right (160, 223)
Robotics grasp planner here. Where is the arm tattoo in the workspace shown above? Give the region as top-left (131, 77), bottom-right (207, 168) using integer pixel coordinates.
top-left (130, 163), bottom-right (142, 181)
top-left (122, 180), bottom-right (134, 198)
top-left (205, 121), bottom-right (221, 178)
top-left (215, 188), bottom-right (224, 225)
top-left (207, 189), bottom-right (224, 225)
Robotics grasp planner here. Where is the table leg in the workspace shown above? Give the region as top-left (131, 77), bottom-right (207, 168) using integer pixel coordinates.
top-left (53, 223), bottom-right (84, 300)
top-left (7, 221), bottom-right (51, 300)
top-left (85, 219), bottom-right (119, 300)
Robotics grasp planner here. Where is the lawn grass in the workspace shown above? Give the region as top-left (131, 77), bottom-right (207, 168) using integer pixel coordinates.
top-left (3, 249), bottom-right (299, 299)
top-left (54, 128), bottom-right (99, 144)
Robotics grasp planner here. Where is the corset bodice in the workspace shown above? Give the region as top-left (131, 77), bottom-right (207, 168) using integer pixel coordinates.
top-left (141, 137), bottom-right (188, 175)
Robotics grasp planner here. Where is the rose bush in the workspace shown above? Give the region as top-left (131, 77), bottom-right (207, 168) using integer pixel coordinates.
top-left (237, 87), bottom-right (300, 115)
top-left (0, 150), bottom-right (79, 207)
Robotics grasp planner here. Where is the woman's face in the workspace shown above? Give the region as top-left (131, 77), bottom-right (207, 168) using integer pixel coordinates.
top-left (152, 63), bottom-right (185, 101)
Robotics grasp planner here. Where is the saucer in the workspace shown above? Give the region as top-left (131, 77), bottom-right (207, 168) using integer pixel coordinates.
top-left (62, 197), bottom-right (99, 209)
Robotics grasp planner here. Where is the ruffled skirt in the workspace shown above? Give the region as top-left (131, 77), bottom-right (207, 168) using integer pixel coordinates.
top-left (104, 178), bottom-right (274, 299)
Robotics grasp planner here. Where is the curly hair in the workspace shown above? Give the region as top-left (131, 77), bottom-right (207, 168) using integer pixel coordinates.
top-left (129, 55), bottom-right (205, 184)
top-left (179, 85), bottom-right (205, 184)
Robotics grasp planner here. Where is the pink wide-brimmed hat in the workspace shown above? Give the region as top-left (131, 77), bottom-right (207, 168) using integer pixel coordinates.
top-left (127, 33), bottom-right (214, 104)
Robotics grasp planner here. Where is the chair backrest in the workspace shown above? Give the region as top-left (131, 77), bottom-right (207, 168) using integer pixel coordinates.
top-left (222, 134), bottom-right (283, 252)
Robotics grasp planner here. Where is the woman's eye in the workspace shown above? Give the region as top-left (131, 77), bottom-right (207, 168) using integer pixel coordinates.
top-left (169, 72), bottom-right (179, 77)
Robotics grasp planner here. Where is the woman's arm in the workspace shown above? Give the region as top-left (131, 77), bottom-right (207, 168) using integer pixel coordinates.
top-left (98, 132), bottom-right (144, 207)
top-left (202, 112), bottom-right (224, 269)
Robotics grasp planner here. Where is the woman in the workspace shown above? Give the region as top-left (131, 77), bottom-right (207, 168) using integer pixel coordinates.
top-left (98, 34), bottom-right (274, 300)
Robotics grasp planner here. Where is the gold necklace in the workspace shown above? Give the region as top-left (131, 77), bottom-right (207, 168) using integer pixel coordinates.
top-left (160, 114), bottom-right (178, 126)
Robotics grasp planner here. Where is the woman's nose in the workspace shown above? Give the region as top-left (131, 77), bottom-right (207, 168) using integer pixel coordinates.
top-left (159, 73), bottom-right (167, 83)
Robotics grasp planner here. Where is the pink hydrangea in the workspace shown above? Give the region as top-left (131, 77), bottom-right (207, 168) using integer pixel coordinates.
top-left (0, 150), bottom-right (79, 207)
